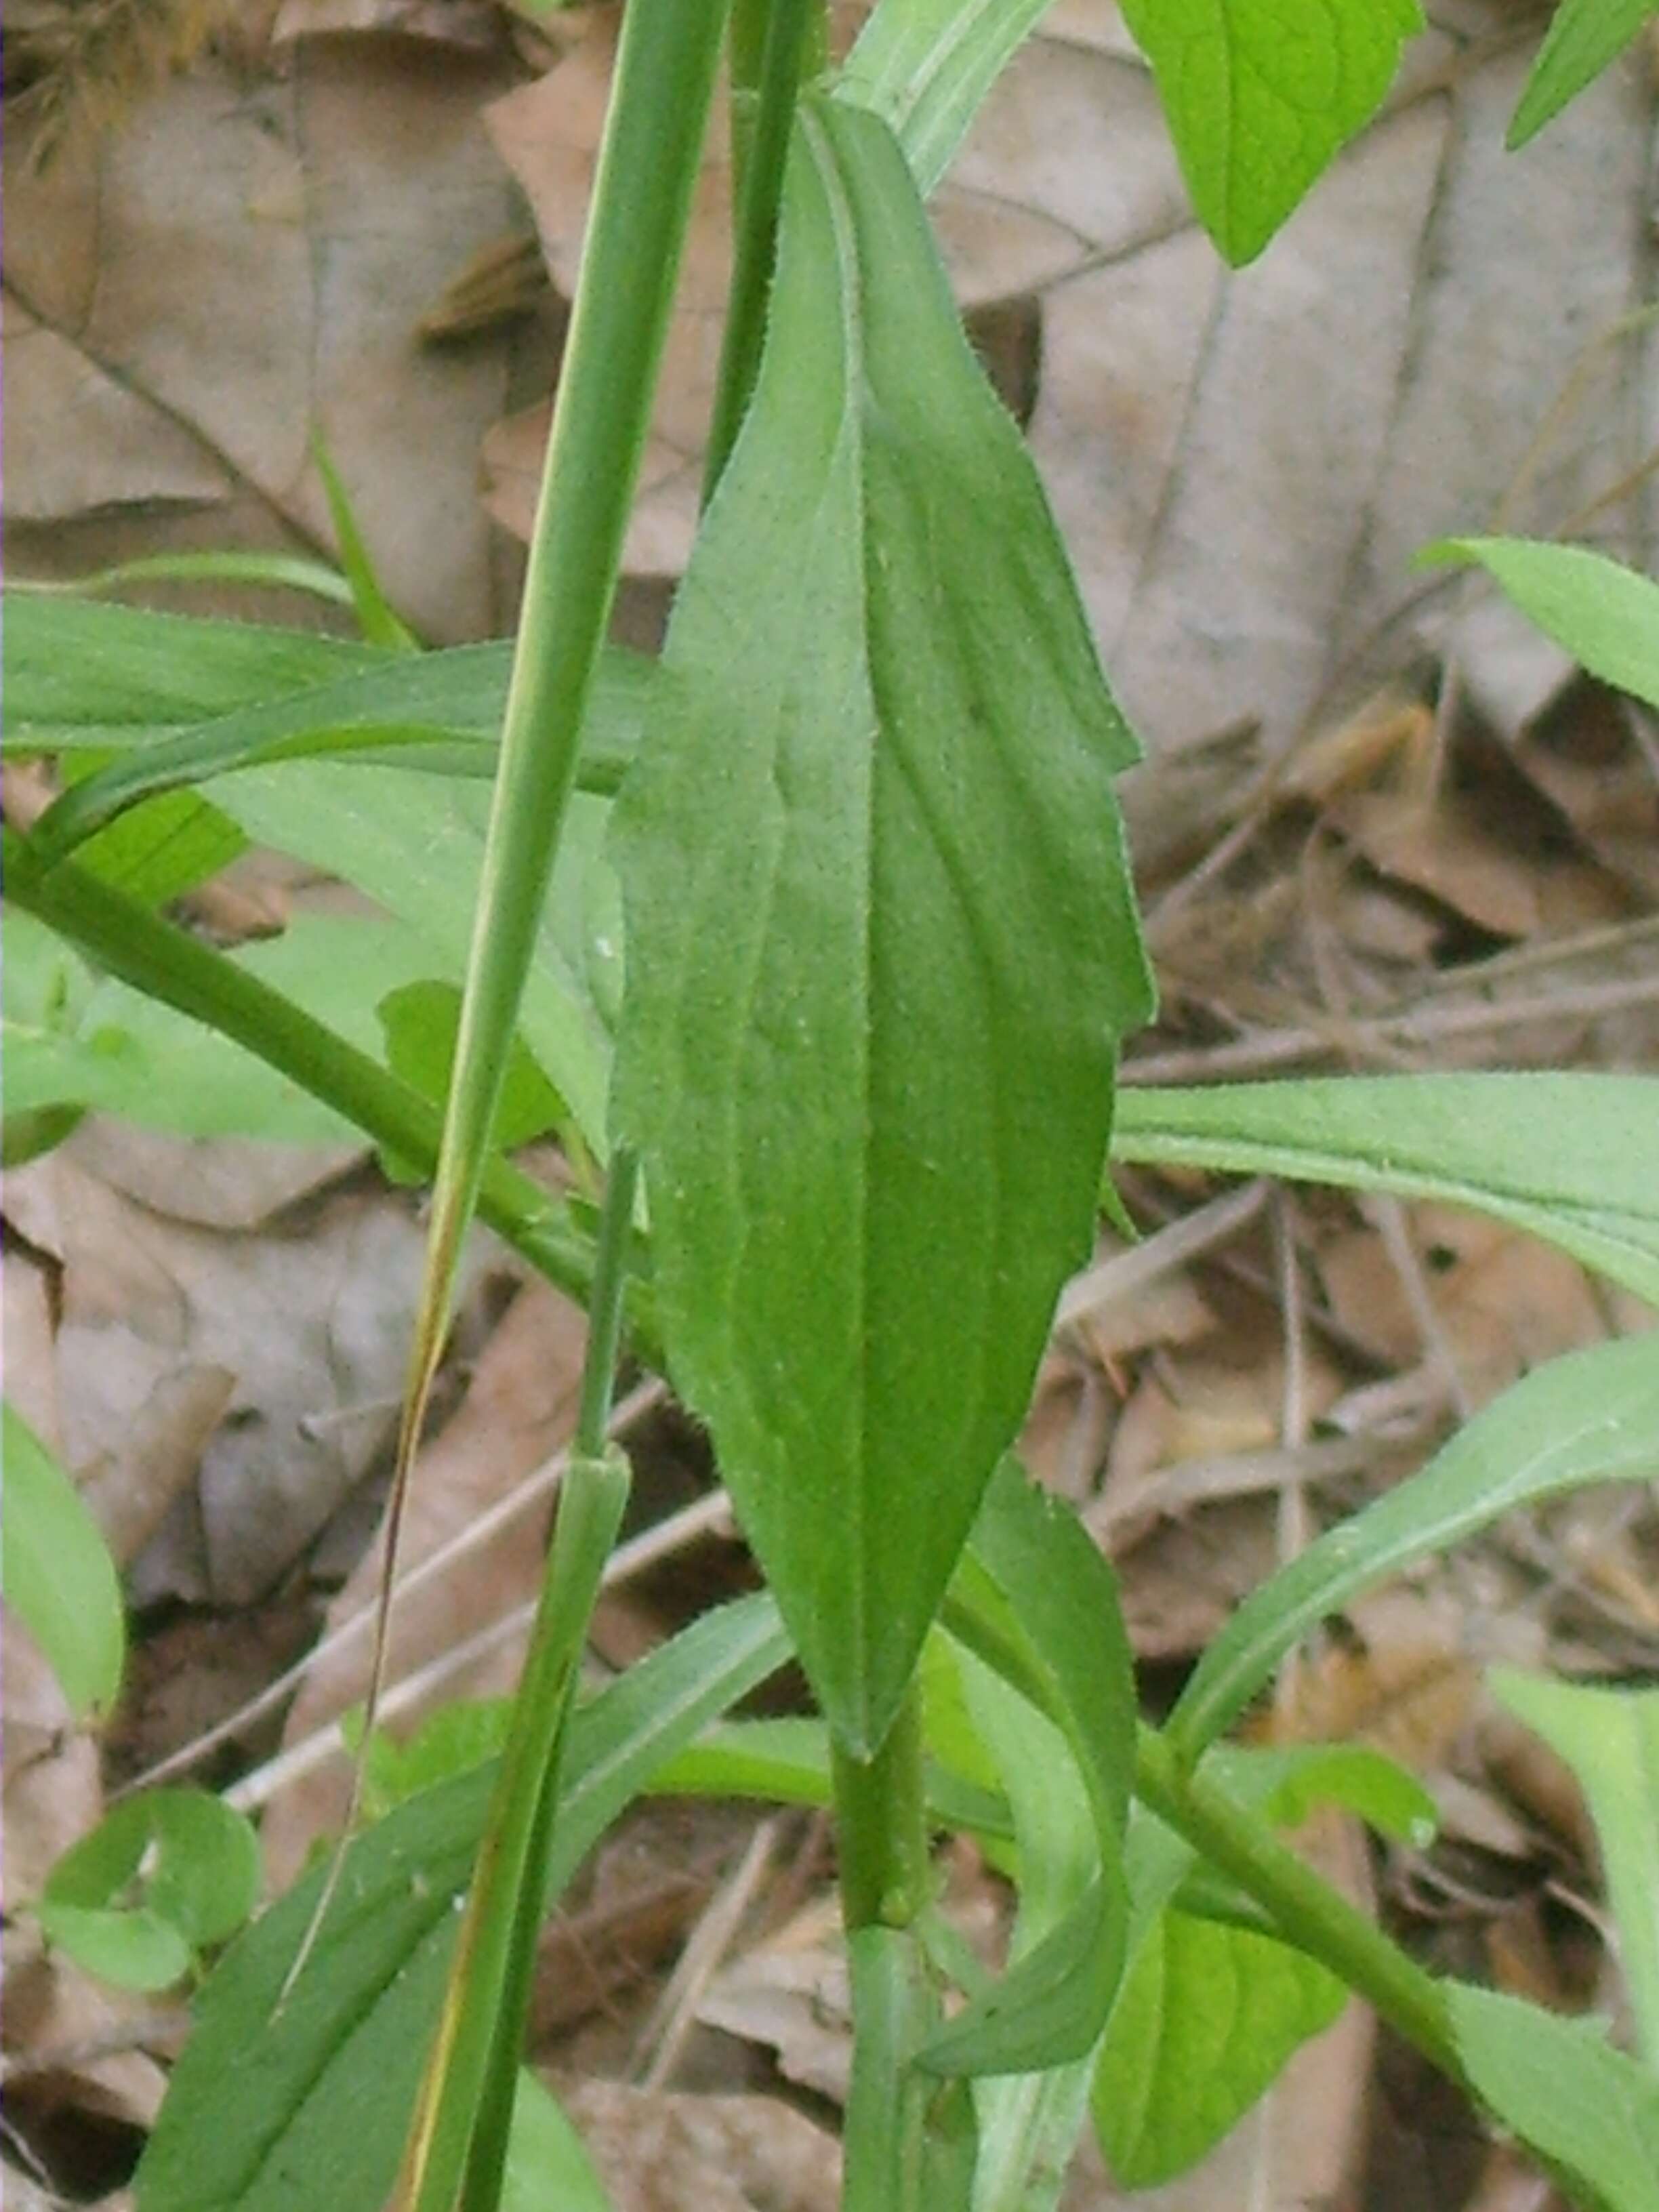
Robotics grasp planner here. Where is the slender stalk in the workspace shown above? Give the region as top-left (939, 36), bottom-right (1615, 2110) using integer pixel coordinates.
top-left (832, 1686), bottom-right (932, 1933)
top-left (833, 1683), bottom-right (935, 2211)
top-left (705, 0), bottom-right (825, 495)
top-left (1132, 1725), bottom-right (1465, 2085)
top-left (393, 1443), bottom-right (631, 2212)
top-left (574, 1145), bottom-right (639, 1456)
top-left (1, 829), bottom-right (615, 1324)
top-left (414, 0), bottom-right (730, 1364)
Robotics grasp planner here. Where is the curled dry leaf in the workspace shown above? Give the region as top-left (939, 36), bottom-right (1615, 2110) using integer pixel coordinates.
top-left (4, 1146), bottom-right (432, 1607)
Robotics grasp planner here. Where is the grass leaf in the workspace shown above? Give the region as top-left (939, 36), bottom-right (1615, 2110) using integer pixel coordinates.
top-left (1168, 1336), bottom-right (1659, 1761)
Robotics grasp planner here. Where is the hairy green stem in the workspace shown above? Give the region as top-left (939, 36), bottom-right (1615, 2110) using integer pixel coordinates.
top-left (834, 1684), bottom-right (936, 2211)
top-left (706, 0), bottom-right (824, 494)
top-left (1, 830), bottom-right (626, 1326)
top-left (833, 1685), bottom-right (932, 1933)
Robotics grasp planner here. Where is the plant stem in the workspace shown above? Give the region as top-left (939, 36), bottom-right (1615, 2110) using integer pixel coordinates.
top-left (1, 830), bottom-right (628, 1331)
top-left (574, 1144), bottom-right (640, 1456)
top-left (706, 0), bottom-right (824, 495)
top-left (416, 0), bottom-right (730, 1344)
top-left (833, 1683), bottom-right (936, 2211)
top-left (1132, 1724), bottom-right (1465, 2086)
top-left (832, 1685), bottom-right (932, 1932)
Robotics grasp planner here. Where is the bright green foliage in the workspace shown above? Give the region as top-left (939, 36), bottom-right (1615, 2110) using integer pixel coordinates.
top-left (136, 1596), bottom-right (789, 2212)
top-left (1, 1403), bottom-right (125, 1719)
top-left (1116, 0), bottom-right (1422, 263)
top-left (924, 1462), bottom-right (1134, 2074)
top-left (1168, 1336), bottom-right (1659, 1761)
top-left (41, 1792), bottom-right (260, 1993)
top-left (14, 624), bottom-right (647, 861)
top-left (612, 100), bottom-right (1150, 1758)
top-left (207, 769), bottom-right (619, 1155)
top-left (1225, 1742), bottom-right (1438, 1846)
top-left (54, 762), bottom-right (246, 907)
top-left (378, 982), bottom-right (565, 1170)
top-left (1489, 1673), bottom-right (1659, 2069)
top-left (311, 438), bottom-right (422, 652)
top-left (1, 594), bottom-right (380, 738)
top-left (1509, 0), bottom-right (1657, 145)
top-left (6, 905), bottom-right (434, 1151)
top-left (951, 1645), bottom-right (1101, 2212)
top-left (1113, 1074), bottom-right (1659, 1308)
top-left (839, 0), bottom-right (1054, 192)
top-left (1448, 1985), bottom-right (1659, 2211)
top-left (1093, 1908), bottom-right (1345, 2185)
top-left (1426, 537), bottom-right (1659, 714)
top-left (500, 2072), bottom-right (613, 2212)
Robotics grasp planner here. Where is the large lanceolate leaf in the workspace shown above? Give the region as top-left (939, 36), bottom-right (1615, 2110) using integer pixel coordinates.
top-left (1117, 0), bottom-right (1422, 264)
top-left (611, 100), bottom-right (1151, 1757)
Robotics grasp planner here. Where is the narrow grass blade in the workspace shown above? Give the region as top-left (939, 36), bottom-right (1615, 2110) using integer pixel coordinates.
top-left (1167, 1336), bottom-right (1659, 1761)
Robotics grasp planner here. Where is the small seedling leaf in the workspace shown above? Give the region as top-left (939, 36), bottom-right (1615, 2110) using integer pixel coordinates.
top-left (612, 100), bottom-right (1150, 1758)
top-left (1424, 537), bottom-right (1659, 712)
top-left (41, 1791), bottom-right (260, 1991)
top-left (501, 2071), bottom-right (613, 2212)
top-left (1116, 0), bottom-right (1422, 264)
top-left (1448, 1984), bottom-right (1659, 2211)
top-left (1508, 0), bottom-right (1657, 146)
top-left (1488, 1673), bottom-right (1659, 2068)
top-left (1168, 1336), bottom-right (1659, 1761)
top-left (2, 1401), bottom-right (125, 1719)
top-left (1092, 1907), bottom-right (1345, 2186)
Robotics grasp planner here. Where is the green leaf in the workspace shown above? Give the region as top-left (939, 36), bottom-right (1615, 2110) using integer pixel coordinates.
top-left (1509, 0), bottom-right (1656, 146)
top-left (1218, 1742), bottom-right (1439, 1847)
top-left (1092, 1908), bottom-right (1345, 2186)
top-left (838, 0), bottom-right (1054, 193)
top-left (949, 1643), bottom-right (1101, 2210)
top-left (1, 1402), bottom-right (125, 1719)
top-left (1424, 537), bottom-right (1659, 712)
top-left (1111, 1074), bottom-right (1659, 1308)
top-left (1167, 1336), bottom-right (1659, 1762)
top-left (1116, 0), bottom-right (1422, 264)
top-left (7, 553), bottom-right (358, 611)
top-left (612, 98), bottom-right (1150, 1757)
top-left (501, 2072), bottom-right (613, 2212)
top-left (18, 632), bottom-right (649, 867)
top-left (3, 593), bottom-right (382, 739)
top-left (135, 1595), bottom-right (788, 2212)
top-left (1448, 1984), bottom-right (1659, 2212)
top-left (922, 1460), bottom-right (1135, 2074)
top-left (310, 437), bottom-right (421, 652)
top-left (54, 757), bottom-right (247, 907)
top-left (1488, 1673), bottom-right (1659, 2069)
top-left (379, 982), bottom-right (565, 1164)
top-left (41, 1791), bottom-right (260, 1991)
top-left (205, 769), bottom-right (620, 1155)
